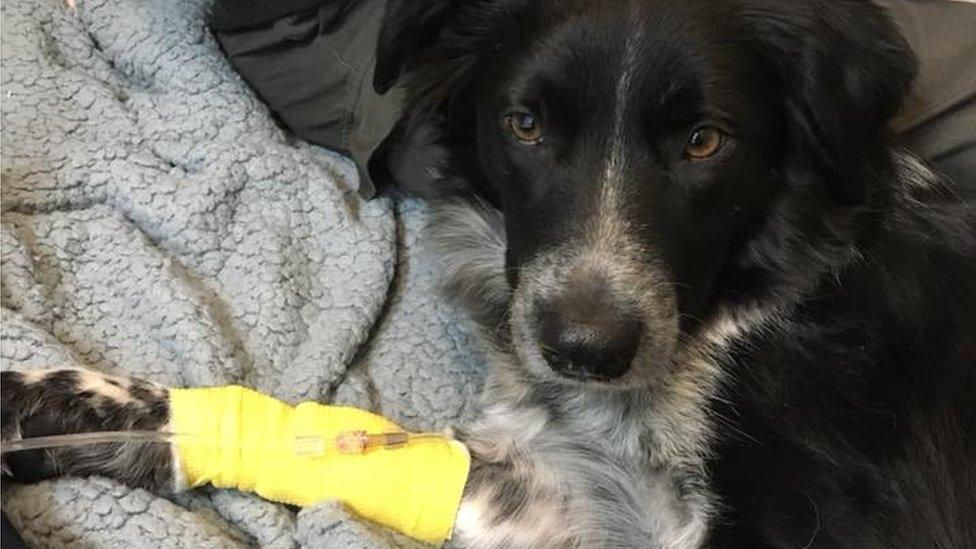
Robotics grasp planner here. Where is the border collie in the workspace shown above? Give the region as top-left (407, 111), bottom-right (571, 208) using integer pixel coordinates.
top-left (4, 1), bottom-right (974, 547)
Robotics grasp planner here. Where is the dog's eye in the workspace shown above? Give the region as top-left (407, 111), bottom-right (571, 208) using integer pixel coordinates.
top-left (685, 127), bottom-right (724, 159)
top-left (506, 111), bottom-right (543, 144)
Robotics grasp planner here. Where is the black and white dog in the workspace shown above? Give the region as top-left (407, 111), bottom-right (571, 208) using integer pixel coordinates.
top-left (3, 0), bottom-right (975, 547)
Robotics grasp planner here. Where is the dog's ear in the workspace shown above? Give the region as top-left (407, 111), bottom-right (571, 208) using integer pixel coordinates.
top-left (741, 0), bottom-right (917, 203)
top-left (372, 0), bottom-right (500, 201)
top-left (373, 0), bottom-right (456, 94)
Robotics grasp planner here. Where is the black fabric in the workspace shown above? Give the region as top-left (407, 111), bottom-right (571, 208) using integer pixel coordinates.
top-left (209, 0), bottom-right (354, 32)
top-left (879, 0), bottom-right (976, 192)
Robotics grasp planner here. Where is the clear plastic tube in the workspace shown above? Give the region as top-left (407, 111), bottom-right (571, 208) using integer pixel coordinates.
top-left (1, 430), bottom-right (449, 456)
top-left (0, 430), bottom-right (178, 453)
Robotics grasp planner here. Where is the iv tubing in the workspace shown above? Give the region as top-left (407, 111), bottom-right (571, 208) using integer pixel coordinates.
top-left (1, 430), bottom-right (176, 454)
top-left (0, 430), bottom-right (450, 456)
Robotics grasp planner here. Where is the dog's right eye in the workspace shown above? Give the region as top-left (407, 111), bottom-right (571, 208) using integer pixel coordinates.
top-left (684, 126), bottom-right (725, 159)
top-left (505, 111), bottom-right (543, 144)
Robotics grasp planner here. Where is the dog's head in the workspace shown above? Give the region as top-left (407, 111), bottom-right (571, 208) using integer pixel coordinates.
top-left (376, 0), bottom-right (915, 387)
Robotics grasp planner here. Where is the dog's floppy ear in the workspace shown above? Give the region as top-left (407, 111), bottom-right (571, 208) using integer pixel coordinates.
top-left (373, 0), bottom-right (456, 94)
top-left (741, 0), bottom-right (917, 203)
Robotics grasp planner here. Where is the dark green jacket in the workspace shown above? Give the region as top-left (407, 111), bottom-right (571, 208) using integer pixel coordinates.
top-left (211, 0), bottom-right (401, 198)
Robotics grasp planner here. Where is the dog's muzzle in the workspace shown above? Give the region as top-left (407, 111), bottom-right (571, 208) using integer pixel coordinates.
top-left (532, 277), bottom-right (641, 381)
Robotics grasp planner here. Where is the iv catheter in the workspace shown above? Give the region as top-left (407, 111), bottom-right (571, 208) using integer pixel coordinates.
top-left (2, 384), bottom-right (471, 545)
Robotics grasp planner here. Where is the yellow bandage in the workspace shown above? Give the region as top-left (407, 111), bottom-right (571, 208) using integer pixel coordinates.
top-left (169, 386), bottom-right (470, 545)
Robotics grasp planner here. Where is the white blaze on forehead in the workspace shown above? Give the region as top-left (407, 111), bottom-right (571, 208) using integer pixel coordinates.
top-left (601, 26), bottom-right (644, 199)
top-left (595, 25), bottom-right (644, 251)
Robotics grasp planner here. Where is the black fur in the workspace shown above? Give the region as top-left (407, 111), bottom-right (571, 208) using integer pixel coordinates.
top-left (1, 369), bottom-right (174, 493)
top-left (376, 0), bottom-right (976, 547)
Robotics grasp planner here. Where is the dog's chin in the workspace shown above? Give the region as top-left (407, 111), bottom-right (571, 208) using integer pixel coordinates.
top-left (528, 357), bottom-right (672, 391)
top-left (548, 368), bottom-right (661, 390)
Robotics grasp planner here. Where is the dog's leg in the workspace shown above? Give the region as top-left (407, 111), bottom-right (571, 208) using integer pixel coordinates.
top-left (452, 454), bottom-right (576, 549)
top-left (1, 368), bottom-right (176, 493)
top-left (451, 427), bottom-right (655, 549)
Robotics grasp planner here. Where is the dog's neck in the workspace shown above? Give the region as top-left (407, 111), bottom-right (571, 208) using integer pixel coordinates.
top-left (464, 343), bottom-right (716, 548)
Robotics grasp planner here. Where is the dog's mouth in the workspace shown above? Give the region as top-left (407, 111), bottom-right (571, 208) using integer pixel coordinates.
top-left (539, 347), bottom-right (631, 382)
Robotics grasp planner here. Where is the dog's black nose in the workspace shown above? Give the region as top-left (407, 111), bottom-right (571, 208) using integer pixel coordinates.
top-left (535, 294), bottom-right (641, 381)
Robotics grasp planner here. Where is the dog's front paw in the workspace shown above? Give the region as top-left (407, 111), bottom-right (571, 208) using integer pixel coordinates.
top-left (1, 368), bottom-right (175, 492)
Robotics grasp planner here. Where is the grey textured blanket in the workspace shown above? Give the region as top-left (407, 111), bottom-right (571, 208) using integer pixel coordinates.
top-left (0, 0), bottom-right (482, 546)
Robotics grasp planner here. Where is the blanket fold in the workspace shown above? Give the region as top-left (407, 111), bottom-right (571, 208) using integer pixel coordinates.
top-left (0, 0), bottom-right (482, 546)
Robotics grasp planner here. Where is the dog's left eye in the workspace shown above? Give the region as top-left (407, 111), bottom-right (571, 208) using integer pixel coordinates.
top-left (506, 111), bottom-right (543, 144)
top-left (684, 126), bottom-right (725, 159)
